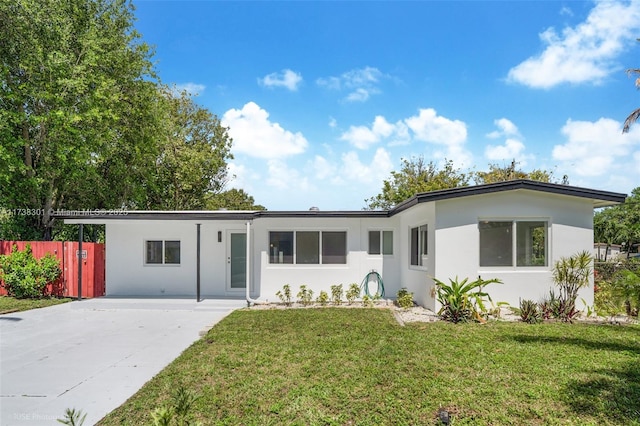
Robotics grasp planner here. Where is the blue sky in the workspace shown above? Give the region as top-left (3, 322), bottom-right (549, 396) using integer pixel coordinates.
top-left (133, 0), bottom-right (640, 210)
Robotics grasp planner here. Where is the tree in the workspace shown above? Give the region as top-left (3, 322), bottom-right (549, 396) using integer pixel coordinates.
top-left (0, 0), bottom-right (161, 239)
top-left (594, 187), bottom-right (640, 259)
top-left (365, 157), bottom-right (470, 210)
top-left (473, 160), bottom-right (568, 185)
top-left (0, 1), bottom-right (247, 239)
top-left (140, 89), bottom-right (234, 210)
top-left (205, 188), bottom-right (266, 211)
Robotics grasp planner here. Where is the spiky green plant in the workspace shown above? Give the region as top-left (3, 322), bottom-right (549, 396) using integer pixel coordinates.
top-left (434, 276), bottom-right (501, 323)
top-left (552, 251), bottom-right (592, 322)
top-left (57, 408), bottom-right (86, 426)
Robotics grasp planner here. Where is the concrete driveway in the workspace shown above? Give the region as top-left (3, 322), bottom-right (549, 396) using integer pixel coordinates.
top-left (0, 297), bottom-right (245, 426)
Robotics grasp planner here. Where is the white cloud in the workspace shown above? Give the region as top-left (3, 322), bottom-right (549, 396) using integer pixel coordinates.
top-left (405, 108), bottom-right (468, 146)
top-left (328, 117), bottom-right (337, 128)
top-left (313, 155), bottom-right (338, 181)
top-left (171, 82), bottom-right (206, 96)
top-left (259, 69), bottom-right (303, 91)
top-left (316, 66), bottom-right (388, 102)
top-left (486, 118), bottom-right (520, 139)
top-left (552, 117), bottom-right (640, 177)
top-left (340, 148), bottom-right (393, 185)
top-left (484, 118), bottom-right (531, 165)
top-left (265, 159), bottom-right (310, 191)
top-left (340, 116), bottom-right (409, 149)
top-left (507, 0), bottom-right (640, 88)
top-left (485, 138), bottom-right (528, 162)
top-left (222, 102), bottom-right (308, 159)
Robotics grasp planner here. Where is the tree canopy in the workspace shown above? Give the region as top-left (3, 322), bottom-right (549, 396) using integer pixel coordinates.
top-left (594, 187), bottom-right (640, 258)
top-left (365, 157), bottom-right (568, 210)
top-left (0, 0), bottom-right (252, 240)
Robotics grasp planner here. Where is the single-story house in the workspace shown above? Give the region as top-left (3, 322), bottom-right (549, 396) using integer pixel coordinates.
top-left (58, 180), bottom-right (626, 311)
top-left (593, 243), bottom-right (623, 261)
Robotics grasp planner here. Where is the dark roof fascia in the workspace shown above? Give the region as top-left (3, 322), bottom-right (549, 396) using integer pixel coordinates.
top-left (255, 210), bottom-right (389, 219)
top-left (55, 211), bottom-right (257, 221)
top-left (55, 210), bottom-right (390, 222)
top-left (390, 180), bottom-right (627, 216)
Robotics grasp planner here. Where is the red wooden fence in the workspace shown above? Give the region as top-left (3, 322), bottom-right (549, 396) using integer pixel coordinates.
top-left (0, 241), bottom-right (105, 298)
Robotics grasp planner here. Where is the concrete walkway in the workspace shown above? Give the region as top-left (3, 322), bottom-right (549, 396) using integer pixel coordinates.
top-left (0, 298), bottom-right (246, 426)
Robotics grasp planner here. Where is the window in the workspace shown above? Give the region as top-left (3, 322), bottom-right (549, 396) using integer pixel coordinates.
top-left (269, 231), bottom-right (293, 264)
top-left (269, 231), bottom-right (347, 264)
top-left (322, 231), bottom-right (347, 264)
top-left (145, 240), bottom-right (180, 265)
top-left (296, 231), bottom-right (319, 264)
top-left (368, 230), bottom-right (393, 255)
top-left (410, 225), bottom-right (428, 266)
top-left (479, 220), bottom-right (547, 267)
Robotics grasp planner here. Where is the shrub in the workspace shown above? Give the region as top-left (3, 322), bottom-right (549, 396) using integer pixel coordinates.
top-left (316, 290), bottom-right (329, 306)
top-left (0, 244), bottom-right (61, 299)
top-left (297, 285), bottom-right (314, 306)
top-left (519, 299), bottom-right (541, 324)
top-left (275, 284), bottom-right (292, 306)
top-left (150, 385), bottom-right (202, 426)
top-left (330, 284), bottom-right (343, 305)
top-left (434, 276), bottom-right (501, 323)
top-left (611, 269), bottom-right (640, 316)
top-left (552, 251), bottom-right (592, 322)
top-left (57, 408), bottom-right (87, 426)
top-left (362, 294), bottom-right (373, 307)
top-left (396, 288), bottom-right (414, 309)
top-left (345, 283), bottom-right (360, 305)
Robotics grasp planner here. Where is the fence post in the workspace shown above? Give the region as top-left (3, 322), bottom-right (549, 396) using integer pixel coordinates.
top-left (78, 224), bottom-right (83, 301)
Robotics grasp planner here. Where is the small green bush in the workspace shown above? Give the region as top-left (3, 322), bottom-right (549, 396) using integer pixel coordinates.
top-left (297, 285), bottom-right (314, 306)
top-left (345, 283), bottom-right (360, 305)
top-left (316, 290), bottom-right (329, 306)
top-left (519, 299), bottom-right (541, 324)
top-left (275, 284), bottom-right (292, 306)
top-left (330, 284), bottom-right (343, 305)
top-left (396, 288), bottom-right (414, 309)
top-left (0, 244), bottom-right (61, 299)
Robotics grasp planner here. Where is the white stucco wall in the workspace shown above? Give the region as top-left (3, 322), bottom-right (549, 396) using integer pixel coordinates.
top-left (252, 217), bottom-right (402, 302)
top-left (396, 203), bottom-right (437, 310)
top-left (88, 187), bottom-right (597, 310)
top-left (433, 190), bottom-right (594, 310)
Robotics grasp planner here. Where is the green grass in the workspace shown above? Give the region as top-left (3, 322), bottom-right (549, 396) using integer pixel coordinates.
top-left (99, 308), bottom-right (640, 426)
top-left (0, 295), bottom-right (73, 314)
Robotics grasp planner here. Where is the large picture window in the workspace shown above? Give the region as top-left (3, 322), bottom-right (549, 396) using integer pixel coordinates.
top-left (368, 230), bottom-right (393, 255)
top-left (145, 240), bottom-right (180, 265)
top-left (410, 225), bottom-right (428, 266)
top-left (269, 231), bottom-right (347, 264)
top-left (479, 220), bottom-right (547, 267)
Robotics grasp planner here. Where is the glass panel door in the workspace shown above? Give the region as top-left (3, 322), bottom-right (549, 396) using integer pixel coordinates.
top-left (229, 233), bottom-right (246, 289)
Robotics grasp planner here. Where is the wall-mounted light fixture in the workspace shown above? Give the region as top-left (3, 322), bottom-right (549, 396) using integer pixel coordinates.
top-left (218, 231), bottom-right (222, 243)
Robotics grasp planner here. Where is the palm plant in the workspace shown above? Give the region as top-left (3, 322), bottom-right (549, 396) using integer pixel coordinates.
top-left (552, 251), bottom-right (592, 321)
top-left (433, 276), bottom-right (501, 323)
top-left (623, 64), bottom-right (640, 133)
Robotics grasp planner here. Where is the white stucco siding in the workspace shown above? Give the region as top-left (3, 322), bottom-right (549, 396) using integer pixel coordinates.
top-left (253, 217), bottom-right (401, 302)
top-left (105, 221), bottom-right (198, 296)
top-left (396, 203), bottom-right (437, 310)
top-left (433, 190), bottom-right (595, 309)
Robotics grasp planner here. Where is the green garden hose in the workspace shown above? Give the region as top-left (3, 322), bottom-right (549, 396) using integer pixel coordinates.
top-left (361, 271), bottom-right (385, 298)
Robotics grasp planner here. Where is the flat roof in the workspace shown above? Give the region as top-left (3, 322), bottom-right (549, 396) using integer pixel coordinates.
top-left (57, 180), bottom-right (627, 223)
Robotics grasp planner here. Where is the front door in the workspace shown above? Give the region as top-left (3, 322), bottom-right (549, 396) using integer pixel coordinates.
top-left (228, 232), bottom-right (246, 290)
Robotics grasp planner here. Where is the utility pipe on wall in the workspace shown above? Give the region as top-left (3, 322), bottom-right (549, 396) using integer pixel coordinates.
top-left (245, 220), bottom-right (258, 306)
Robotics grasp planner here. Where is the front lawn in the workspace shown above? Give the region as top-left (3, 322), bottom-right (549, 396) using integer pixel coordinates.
top-left (99, 308), bottom-right (640, 425)
top-left (0, 295), bottom-right (73, 314)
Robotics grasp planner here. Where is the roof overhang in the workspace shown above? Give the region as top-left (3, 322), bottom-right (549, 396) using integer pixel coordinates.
top-left (56, 180), bottom-right (627, 224)
top-left (390, 180), bottom-right (627, 215)
top-left (56, 209), bottom-right (389, 224)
